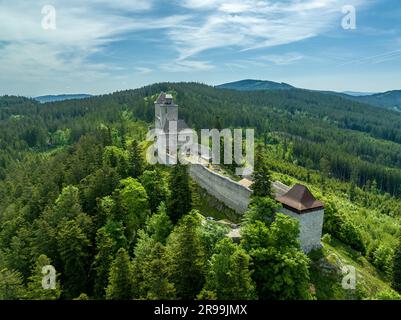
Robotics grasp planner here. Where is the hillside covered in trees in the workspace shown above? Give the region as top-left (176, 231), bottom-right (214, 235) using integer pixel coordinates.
top-left (1, 82), bottom-right (401, 300)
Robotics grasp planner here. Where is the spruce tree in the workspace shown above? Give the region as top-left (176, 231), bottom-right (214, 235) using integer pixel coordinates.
top-left (145, 202), bottom-right (173, 244)
top-left (140, 170), bottom-right (168, 213)
top-left (0, 268), bottom-right (25, 300)
top-left (214, 115), bottom-right (222, 130)
top-left (26, 254), bottom-right (61, 300)
top-left (131, 230), bottom-right (155, 298)
top-left (167, 164), bottom-right (192, 223)
top-left (57, 219), bottom-right (90, 299)
top-left (319, 157), bottom-right (331, 193)
top-left (392, 237), bottom-right (401, 293)
top-left (92, 228), bottom-right (116, 299)
top-left (251, 145), bottom-right (272, 198)
top-left (349, 169), bottom-right (358, 201)
top-left (128, 140), bottom-right (144, 178)
top-left (53, 185), bottom-right (83, 222)
top-left (140, 242), bottom-right (176, 299)
top-left (165, 210), bottom-right (205, 299)
top-left (105, 248), bottom-right (133, 300)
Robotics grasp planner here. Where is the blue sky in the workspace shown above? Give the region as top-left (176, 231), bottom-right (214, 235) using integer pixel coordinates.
top-left (0, 0), bottom-right (400, 96)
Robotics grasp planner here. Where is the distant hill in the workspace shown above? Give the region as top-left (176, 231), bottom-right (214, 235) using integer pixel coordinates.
top-left (216, 79), bottom-right (294, 91)
top-left (350, 90), bottom-right (401, 111)
top-left (34, 94), bottom-right (92, 103)
top-left (342, 91), bottom-right (376, 97)
top-left (217, 79), bottom-right (401, 111)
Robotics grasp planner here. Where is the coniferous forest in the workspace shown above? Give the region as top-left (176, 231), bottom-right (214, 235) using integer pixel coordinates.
top-left (1, 83), bottom-right (401, 300)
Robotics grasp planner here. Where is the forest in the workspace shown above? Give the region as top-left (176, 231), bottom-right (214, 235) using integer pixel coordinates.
top-left (1, 82), bottom-right (401, 299)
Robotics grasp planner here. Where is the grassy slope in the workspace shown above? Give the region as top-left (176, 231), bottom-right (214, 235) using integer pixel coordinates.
top-left (309, 238), bottom-right (394, 299)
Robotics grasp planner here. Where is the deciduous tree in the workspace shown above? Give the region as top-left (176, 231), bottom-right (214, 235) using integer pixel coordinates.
top-left (200, 238), bottom-right (256, 300)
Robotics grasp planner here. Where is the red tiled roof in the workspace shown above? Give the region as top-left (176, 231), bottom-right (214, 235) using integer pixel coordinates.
top-left (276, 183), bottom-right (324, 214)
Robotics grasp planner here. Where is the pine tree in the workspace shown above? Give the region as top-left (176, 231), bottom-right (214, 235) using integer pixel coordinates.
top-left (128, 139), bottom-right (144, 178)
top-left (392, 237), bottom-right (401, 293)
top-left (165, 210), bottom-right (205, 299)
top-left (167, 164), bottom-right (192, 223)
top-left (26, 254), bottom-right (61, 300)
top-left (105, 248), bottom-right (133, 300)
top-left (251, 145), bottom-right (272, 198)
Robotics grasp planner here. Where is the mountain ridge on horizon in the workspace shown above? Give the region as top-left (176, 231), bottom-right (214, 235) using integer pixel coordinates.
top-left (26, 79), bottom-right (401, 111)
top-left (216, 79), bottom-right (401, 111)
top-left (34, 94), bottom-right (93, 103)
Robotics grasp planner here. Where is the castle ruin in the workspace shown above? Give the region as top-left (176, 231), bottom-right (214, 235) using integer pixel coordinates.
top-left (154, 92), bottom-right (324, 253)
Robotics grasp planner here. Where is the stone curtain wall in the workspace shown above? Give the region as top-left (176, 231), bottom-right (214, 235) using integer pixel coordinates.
top-left (189, 163), bottom-right (323, 253)
top-left (278, 207), bottom-right (324, 252)
top-left (189, 164), bottom-right (252, 213)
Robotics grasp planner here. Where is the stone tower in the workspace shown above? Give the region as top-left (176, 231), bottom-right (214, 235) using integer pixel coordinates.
top-left (275, 184), bottom-right (324, 253)
top-left (154, 92), bottom-right (178, 160)
top-left (155, 92), bottom-right (178, 133)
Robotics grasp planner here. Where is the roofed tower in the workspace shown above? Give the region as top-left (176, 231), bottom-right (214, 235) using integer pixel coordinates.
top-left (276, 184), bottom-right (324, 252)
top-left (155, 92), bottom-right (178, 132)
top-left (276, 184), bottom-right (324, 214)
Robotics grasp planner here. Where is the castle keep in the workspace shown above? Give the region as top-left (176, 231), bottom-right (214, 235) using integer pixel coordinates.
top-left (154, 92), bottom-right (324, 253)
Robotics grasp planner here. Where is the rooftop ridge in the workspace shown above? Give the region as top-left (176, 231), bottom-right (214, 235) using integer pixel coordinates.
top-left (276, 183), bottom-right (324, 213)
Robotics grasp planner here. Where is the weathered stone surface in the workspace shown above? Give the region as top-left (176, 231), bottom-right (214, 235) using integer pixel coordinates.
top-left (189, 164), bottom-right (252, 214)
top-left (278, 207), bottom-right (324, 253)
top-left (189, 163), bottom-right (324, 253)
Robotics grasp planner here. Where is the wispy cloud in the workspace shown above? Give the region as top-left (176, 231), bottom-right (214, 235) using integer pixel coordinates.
top-left (135, 67), bottom-right (153, 75)
top-left (337, 49), bottom-right (401, 67)
top-left (261, 53), bottom-right (304, 65)
top-left (0, 0), bottom-right (190, 90)
top-left (160, 59), bottom-right (214, 72)
top-left (0, 0), bottom-right (376, 94)
top-left (173, 0), bottom-right (368, 59)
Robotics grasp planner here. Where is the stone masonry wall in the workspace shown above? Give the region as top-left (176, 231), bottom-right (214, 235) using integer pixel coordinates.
top-left (189, 164), bottom-right (252, 213)
top-left (278, 207), bottom-right (324, 252)
top-left (189, 163), bottom-right (324, 253)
